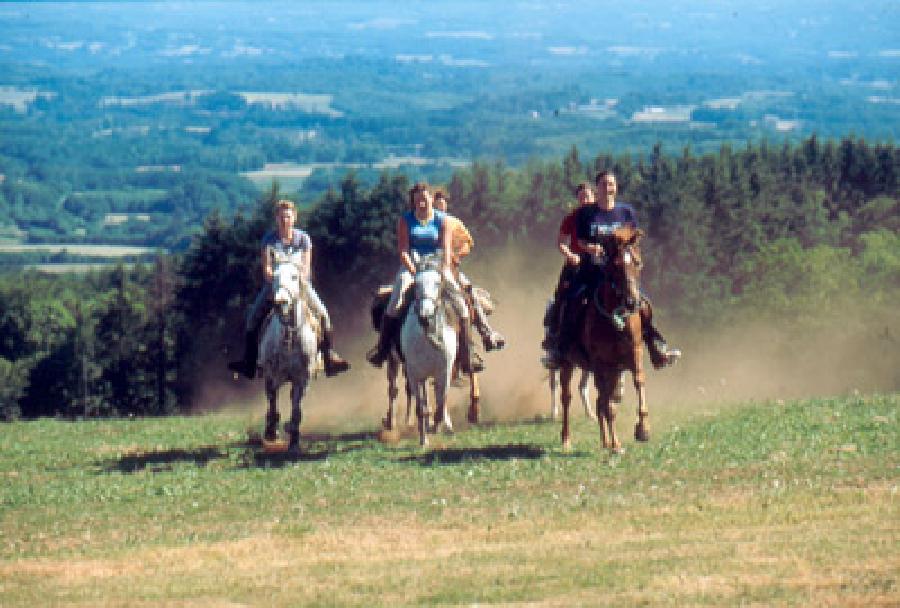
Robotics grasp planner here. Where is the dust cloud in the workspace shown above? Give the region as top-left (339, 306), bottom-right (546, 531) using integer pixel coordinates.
top-left (194, 243), bottom-right (899, 435)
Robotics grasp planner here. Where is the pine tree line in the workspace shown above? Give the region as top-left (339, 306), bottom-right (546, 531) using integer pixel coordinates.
top-left (1, 135), bottom-right (897, 419)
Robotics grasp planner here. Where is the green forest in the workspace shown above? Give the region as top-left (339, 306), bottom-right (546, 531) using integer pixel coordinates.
top-left (1, 134), bottom-right (897, 420)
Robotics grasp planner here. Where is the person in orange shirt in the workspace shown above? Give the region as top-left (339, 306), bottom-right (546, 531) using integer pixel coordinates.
top-left (433, 190), bottom-right (505, 353)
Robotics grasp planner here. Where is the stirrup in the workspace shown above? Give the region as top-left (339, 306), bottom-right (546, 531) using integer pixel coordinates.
top-left (650, 342), bottom-right (682, 369)
top-left (541, 351), bottom-right (563, 370)
top-left (228, 359), bottom-right (256, 380)
top-left (366, 346), bottom-right (387, 368)
top-left (324, 353), bottom-right (350, 377)
top-left (483, 331), bottom-right (506, 351)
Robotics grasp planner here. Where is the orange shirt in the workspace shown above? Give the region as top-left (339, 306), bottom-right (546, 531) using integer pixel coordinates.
top-left (444, 214), bottom-right (473, 265)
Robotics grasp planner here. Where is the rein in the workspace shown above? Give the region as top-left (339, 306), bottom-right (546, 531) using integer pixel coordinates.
top-left (591, 253), bottom-right (639, 333)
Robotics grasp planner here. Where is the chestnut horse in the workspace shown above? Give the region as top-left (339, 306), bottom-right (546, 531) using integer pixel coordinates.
top-left (558, 225), bottom-right (647, 452)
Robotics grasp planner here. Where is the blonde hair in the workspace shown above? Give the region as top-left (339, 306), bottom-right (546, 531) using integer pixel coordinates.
top-left (274, 199), bottom-right (296, 215)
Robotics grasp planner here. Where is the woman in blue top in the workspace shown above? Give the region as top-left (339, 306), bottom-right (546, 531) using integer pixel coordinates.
top-left (367, 182), bottom-right (474, 372)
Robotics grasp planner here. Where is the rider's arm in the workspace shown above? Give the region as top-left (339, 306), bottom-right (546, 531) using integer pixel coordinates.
top-left (397, 216), bottom-right (416, 275)
top-left (441, 216), bottom-right (454, 270)
top-left (261, 246), bottom-right (273, 283)
top-left (577, 239), bottom-right (604, 257)
top-left (557, 214), bottom-right (581, 265)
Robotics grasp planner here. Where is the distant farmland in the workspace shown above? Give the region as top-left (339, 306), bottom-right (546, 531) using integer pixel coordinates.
top-left (0, 244), bottom-right (160, 256)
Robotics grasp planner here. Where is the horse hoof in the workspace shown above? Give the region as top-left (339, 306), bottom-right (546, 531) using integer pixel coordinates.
top-left (381, 417), bottom-right (393, 431)
top-left (634, 424), bottom-right (650, 442)
top-left (562, 438), bottom-right (572, 452)
top-left (611, 446), bottom-right (625, 455)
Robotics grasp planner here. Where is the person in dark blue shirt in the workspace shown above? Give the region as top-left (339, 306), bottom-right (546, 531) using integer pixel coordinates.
top-left (545, 171), bottom-right (681, 369)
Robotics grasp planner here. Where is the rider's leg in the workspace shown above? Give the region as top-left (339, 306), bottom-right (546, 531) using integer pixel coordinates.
top-left (367, 269), bottom-right (413, 367)
top-left (443, 269), bottom-right (482, 374)
top-left (542, 264), bottom-right (576, 352)
top-left (304, 284), bottom-right (350, 377)
top-left (458, 270), bottom-right (505, 351)
top-left (639, 295), bottom-right (682, 369)
top-left (228, 285), bottom-right (272, 379)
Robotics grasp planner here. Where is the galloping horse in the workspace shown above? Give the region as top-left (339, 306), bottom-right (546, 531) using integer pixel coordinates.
top-left (371, 268), bottom-right (486, 431)
top-left (401, 254), bottom-right (458, 446)
top-left (258, 251), bottom-right (318, 453)
top-left (558, 225), bottom-right (647, 452)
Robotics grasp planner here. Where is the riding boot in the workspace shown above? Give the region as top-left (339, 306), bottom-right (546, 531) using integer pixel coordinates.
top-left (470, 292), bottom-right (506, 351)
top-left (541, 297), bottom-right (561, 351)
top-left (366, 315), bottom-right (401, 368)
top-left (543, 301), bottom-right (568, 369)
top-left (457, 322), bottom-right (484, 374)
top-left (643, 323), bottom-right (682, 369)
top-left (321, 327), bottom-right (350, 377)
top-left (228, 326), bottom-right (260, 379)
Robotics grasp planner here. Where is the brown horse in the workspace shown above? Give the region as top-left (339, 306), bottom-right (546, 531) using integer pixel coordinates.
top-left (558, 225), bottom-right (647, 452)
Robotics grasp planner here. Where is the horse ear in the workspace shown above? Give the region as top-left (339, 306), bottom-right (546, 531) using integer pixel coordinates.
top-left (273, 250), bottom-right (288, 265)
top-left (289, 251), bottom-right (305, 267)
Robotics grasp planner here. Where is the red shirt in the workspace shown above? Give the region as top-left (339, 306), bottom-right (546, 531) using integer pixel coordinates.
top-left (558, 210), bottom-right (586, 255)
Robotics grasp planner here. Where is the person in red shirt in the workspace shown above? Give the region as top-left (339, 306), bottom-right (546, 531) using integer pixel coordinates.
top-left (542, 182), bottom-right (595, 359)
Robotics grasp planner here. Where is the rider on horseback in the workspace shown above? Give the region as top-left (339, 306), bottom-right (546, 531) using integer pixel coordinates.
top-left (543, 171), bottom-right (682, 369)
top-left (228, 199), bottom-right (350, 379)
top-left (366, 182), bottom-right (477, 373)
top-left (433, 189), bottom-right (505, 353)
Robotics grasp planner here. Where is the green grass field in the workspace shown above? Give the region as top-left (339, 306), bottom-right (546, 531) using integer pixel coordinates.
top-left (1, 393), bottom-right (897, 606)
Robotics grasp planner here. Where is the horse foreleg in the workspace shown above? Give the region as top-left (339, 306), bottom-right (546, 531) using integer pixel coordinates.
top-left (286, 378), bottom-right (307, 454)
top-left (560, 365), bottom-right (574, 450)
top-left (415, 381), bottom-right (429, 447)
top-left (549, 369), bottom-right (559, 421)
top-left (435, 375), bottom-right (453, 435)
top-left (466, 371), bottom-right (480, 424)
top-left (594, 370), bottom-right (620, 452)
top-left (579, 369), bottom-right (596, 421)
top-left (383, 358), bottom-right (399, 430)
top-left (404, 365), bottom-right (415, 428)
top-left (264, 378), bottom-right (279, 442)
top-left (633, 352), bottom-right (649, 442)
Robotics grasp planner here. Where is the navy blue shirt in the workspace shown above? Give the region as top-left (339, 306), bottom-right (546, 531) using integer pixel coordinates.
top-left (574, 203), bottom-right (638, 244)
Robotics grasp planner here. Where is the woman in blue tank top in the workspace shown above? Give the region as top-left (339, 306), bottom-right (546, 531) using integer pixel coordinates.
top-left (367, 182), bottom-right (474, 371)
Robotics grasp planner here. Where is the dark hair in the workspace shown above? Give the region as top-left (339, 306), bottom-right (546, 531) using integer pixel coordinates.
top-left (595, 170), bottom-right (614, 184)
top-left (575, 182), bottom-right (594, 196)
top-left (408, 181), bottom-right (431, 207)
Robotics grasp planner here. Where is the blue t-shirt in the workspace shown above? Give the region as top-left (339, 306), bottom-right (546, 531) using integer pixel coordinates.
top-left (403, 209), bottom-right (445, 257)
top-left (574, 203), bottom-right (638, 244)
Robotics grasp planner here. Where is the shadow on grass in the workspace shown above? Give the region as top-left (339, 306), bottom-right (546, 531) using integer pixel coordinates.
top-left (100, 430), bottom-right (382, 473)
top-left (400, 443), bottom-right (547, 466)
top-left (101, 446), bottom-right (228, 474)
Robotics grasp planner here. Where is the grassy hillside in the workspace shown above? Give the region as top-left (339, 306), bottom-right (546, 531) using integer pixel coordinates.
top-left (1, 393), bottom-right (897, 606)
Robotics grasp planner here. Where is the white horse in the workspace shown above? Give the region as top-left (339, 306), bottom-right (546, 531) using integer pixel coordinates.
top-left (400, 255), bottom-right (457, 446)
top-left (258, 251), bottom-right (318, 454)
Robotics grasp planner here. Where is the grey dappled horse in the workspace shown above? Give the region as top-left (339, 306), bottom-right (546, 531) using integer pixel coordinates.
top-left (400, 254), bottom-right (457, 447)
top-left (259, 251), bottom-right (318, 453)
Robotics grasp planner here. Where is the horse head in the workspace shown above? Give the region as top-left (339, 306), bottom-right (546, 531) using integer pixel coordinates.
top-left (413, 253), bottom-right (445, 325)
top-left (608, 226), bottom-right (644, 311)
top-left (271, 251), bottom-right (306, 326)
